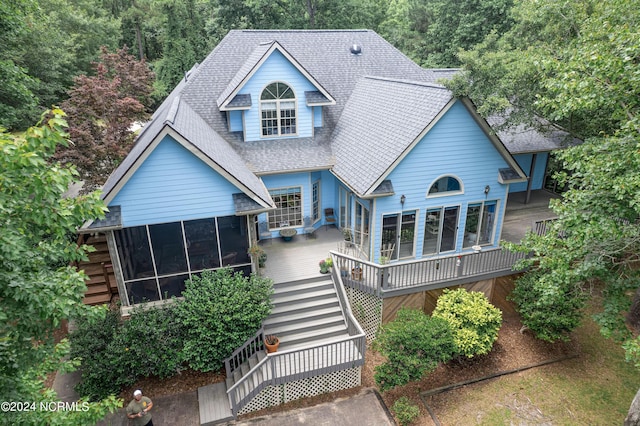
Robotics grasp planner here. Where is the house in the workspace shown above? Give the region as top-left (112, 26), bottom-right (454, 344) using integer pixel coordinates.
top-left (78, 30), bottom-right (570, 420)
top-left (80, 29), bottom-right (569, 307)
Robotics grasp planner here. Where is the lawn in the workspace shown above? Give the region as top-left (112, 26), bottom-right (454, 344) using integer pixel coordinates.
top-left (366, 292), bottom-right (640, 425)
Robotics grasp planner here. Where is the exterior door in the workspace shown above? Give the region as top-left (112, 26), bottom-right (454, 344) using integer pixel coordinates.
top-left (382, 211), bottom-right (416, 260)
top-left (423, 206), bottom-right (459, 255)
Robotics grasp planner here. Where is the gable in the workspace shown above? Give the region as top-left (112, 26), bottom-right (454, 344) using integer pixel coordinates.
top-left (110, 136), bottom-right (248, 227)
top-left (387, 101), bottom-right (515, 197)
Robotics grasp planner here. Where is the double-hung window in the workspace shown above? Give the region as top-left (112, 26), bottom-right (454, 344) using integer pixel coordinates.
top-left (261, 82), bottom-right (297, 136)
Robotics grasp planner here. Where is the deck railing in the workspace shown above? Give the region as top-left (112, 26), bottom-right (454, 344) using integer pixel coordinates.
top-left (226, 273), bottom-right (366, 416)
top-left (226, 333), bottom-right (366, 416)
top-left (224, 326), bottom-right (265, 378)
top-left (330, 247), bottom-right (528, 297)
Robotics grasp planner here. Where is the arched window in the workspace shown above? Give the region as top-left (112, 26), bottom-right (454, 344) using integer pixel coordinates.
top-left (260, 82), bottom-right (297, 136)
top-left (427, 175), bottom-right (463, 196)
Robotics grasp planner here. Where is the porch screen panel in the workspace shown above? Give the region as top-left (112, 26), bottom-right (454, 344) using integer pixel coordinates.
top-left (184, 218), bottom-right (220, 271)
top-left (158, 274), bottom-right (188, 299)
top-left (218, 216), bottom-right (250, 265)
top-left (125, 279), bottom-right (160, 304)
top-left (115, 226), bottom-right (154, 280)
top-left (149, 222), bottom-right (188, 275)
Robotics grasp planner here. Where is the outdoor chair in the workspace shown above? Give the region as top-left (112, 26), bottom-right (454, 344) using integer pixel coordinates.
top-left (303, 216), bottom-right (317, 239)
top-left (324, 208), bottom-right (337, 230)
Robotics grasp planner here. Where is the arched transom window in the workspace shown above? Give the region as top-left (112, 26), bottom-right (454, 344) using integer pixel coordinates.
top-left (260, 82), bottom-right (297, 137)
top-left (428, 175), bottom-right (463, 196)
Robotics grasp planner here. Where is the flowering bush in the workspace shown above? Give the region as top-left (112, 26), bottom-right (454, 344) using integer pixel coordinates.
top-left (319, 258), bottom-right (333, 268)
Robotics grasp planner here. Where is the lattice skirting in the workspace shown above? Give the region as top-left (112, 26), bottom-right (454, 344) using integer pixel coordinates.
top-left (345, 286), bottom-right (383, 341)
top-left (237, 367), bottom-right (361, 416)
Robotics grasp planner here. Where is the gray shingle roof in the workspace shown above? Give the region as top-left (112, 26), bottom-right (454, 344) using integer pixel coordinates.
top-left (487, 115), bottom-right (580, 154)
top-left (96, 30), bottom-right (563, 223)
top-left (332, 77), bottom-right (453, 195)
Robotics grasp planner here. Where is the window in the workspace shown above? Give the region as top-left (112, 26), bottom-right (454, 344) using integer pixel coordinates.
top-left (428, 176), bottom-right (463, 197)
top-left (464, 201), bottom-right (497, 248)
top-left (261, 82), bottom-right (296, 136)
top-left (114, 216), bottom-right (250, 305)
top-left (312, 181), bottom-right (320, 222)
top-left (268, 187), bottom-right (302, 229)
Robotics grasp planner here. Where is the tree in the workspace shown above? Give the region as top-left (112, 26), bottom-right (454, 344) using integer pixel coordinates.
top-left (378, 0), bottom-right (514, 68)
top-left (56, 46), bottom-right (155, 191)
top-left (0, 109), bottom-right (119, 424)
top-left (450, 0), bottom-right (640, 362)
top-left (373, 308), bottom-right (455, 391)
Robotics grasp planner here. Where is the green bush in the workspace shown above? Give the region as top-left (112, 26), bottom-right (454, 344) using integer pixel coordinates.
top-left (510, 270), bottom-right (586, 342)
top-left (373, 308), bottom-right (455, 391)
top-left (391, 396), bottom-right (420, 426)
top-left (175, 268), bottom-right (273, 372)
top-left (432, 288), bottom-right (502, 358)
top-left (70, 302), bottom-right (185, 400)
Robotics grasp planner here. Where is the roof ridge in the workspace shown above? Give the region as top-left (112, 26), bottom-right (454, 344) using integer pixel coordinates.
top-left (165, 95), bottom-right (181, 125)
top-left (362, 75), bottom-right (448, 89)
top-left (238, 29), bottom-right (371, 33)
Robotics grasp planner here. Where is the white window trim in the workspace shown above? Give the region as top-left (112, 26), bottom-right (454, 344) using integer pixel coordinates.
top-left (463, 200), bottom-right (499, 248)
top-left (259, 82), bottom-right (298, 138)
top-left (426, 174), bottom-right (464, 198)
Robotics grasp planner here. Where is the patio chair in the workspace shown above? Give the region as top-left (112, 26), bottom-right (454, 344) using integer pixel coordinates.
top-left (324, 208), bottom-right (337, 230)
top-left (303, 216), bottom-right (317, 239)
top-left (258, 221), bottom-right (272, 245)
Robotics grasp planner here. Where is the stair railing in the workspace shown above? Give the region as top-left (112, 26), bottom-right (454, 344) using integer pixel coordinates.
top-left (224, 326), bottom-right (265, 378)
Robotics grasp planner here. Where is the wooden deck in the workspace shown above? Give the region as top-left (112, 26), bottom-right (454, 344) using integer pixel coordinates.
top-left (260, 190), bottom-right (556, 286)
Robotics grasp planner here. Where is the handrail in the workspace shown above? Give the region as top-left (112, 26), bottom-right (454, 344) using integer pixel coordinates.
top-left (329, 255), bottom-right (367, 338)
top-left (330, 247), bottom-right (528, 296)
top-left (223, 326), bottom-right (265, 378)
top-left (227, 333), bottom-right (366, 416)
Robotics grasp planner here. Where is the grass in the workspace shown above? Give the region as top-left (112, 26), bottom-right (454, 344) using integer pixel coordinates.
top-left (425, 300), bottom-right (640, 425)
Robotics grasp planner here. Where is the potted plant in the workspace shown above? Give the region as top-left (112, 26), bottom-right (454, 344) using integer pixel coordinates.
top-left (319, 257), bottom-right (333, 274)
top-left (351, 263), bottom-right (363, 280)
top-left (248, 245), bottom-right (267, 268)
top-left (264, 335), bottom-right (280, 353)
top-left (341, 227), bottom-right (353, 245)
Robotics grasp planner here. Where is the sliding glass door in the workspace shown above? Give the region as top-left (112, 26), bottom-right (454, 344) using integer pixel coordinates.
top-left (423, 206), bottom-right (459, 255)
top-left (382, 211), bottom-right (416, 260)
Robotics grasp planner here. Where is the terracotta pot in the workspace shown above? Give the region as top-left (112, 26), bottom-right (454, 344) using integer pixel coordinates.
top-left (264, 337), bottom-right (280, 353)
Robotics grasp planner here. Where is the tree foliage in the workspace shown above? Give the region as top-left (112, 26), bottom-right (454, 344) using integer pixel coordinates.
top-left (175, 268), bottom-right (273, 372)
top-left (0, 110), bottom-right (118, 423)
top-left (452, 0), bottom-right (640, 363)
top-left (373, 308), bottom-right (455, 391)
top-left (56, 46), bottom-right (154, 191)
top-left (432, 289), bottom-right (502, 358)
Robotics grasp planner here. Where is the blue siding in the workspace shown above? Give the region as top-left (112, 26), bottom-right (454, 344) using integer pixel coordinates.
top-left (241, 50), bottom-right (317, 142)
top-left (313, 106), bottom-right (323, 128)
top-left (510, 152), bottom-right (549, 193)
top-left (111, 136), bottom-right (239, 227)
top-left (229, 110), bottom-right (243, 132)
top-left (371, 101), bottom-right (512, 261)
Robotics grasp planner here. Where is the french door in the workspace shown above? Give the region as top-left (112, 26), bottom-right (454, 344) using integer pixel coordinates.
top-left (382, 211), bottom-right (416, 260)
top-left (423, 206), bottom-right (459, 255)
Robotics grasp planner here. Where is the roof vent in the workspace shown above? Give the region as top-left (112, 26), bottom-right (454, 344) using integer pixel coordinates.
top-left (350, 44), bottom-right (362, 55)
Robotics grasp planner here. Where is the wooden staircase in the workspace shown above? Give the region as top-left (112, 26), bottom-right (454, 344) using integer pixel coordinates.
top-left (76, 233), bottom-right (117, 305)
top-left (198, 276), bottom-right (353, 425)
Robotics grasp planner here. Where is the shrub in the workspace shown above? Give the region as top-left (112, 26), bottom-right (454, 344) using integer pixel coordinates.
top-left (509, 270), bottom-right (586, 342)
top-left (432, 288), bottom-right (502, 358)
top-left (392, 397), bottom-right (420, 426)
top-left (175, 268), bottom-right (273, 371)
top-left (373, 308), bottom-right (455, 391)
top-left (70, 302), bottom-right (185, 400)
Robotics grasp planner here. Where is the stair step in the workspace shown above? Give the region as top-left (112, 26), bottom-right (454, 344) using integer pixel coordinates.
top-left (264, 314), bottom-right (345, 336)
top-left (269, 298), bottom-right (339, 317)
top-left (198, 382), bottom-right (233, 426)
top-left (271, 287), bottom-right (337, 306)
top-left (279, 329), bottom-right (351, 352)
top-left (263, 305), bottom-right (342, 326)
top-left (272, 280), bottom-right (333, 296)
top-left (278, 324), bottom-right (349, 347)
